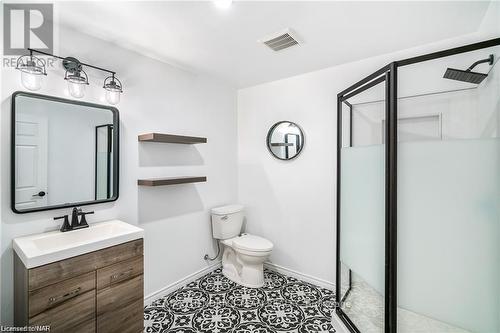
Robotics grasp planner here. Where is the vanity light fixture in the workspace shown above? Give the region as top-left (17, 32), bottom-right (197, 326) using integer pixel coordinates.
top-left (15, 49), bottom-right (123, 104)
top-left (103, 74), bottom-right (123, 105)
top-left (15, 50), bottom-right (47, 91)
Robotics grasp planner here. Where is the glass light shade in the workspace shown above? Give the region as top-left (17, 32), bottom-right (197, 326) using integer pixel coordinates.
top-left (68, 81), bottom-right (85, 98)
top-left (103, 76), bottom-right (123, 105)
top-left (17, 56), bottom-right (46, 91)
top-left (105, 89), bottom-right (120, 105)
top-left (21, 71), bottom-right (43, 91)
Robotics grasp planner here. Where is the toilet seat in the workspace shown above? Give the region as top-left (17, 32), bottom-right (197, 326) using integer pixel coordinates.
top-left (230, 234), bottom-right (273, 252)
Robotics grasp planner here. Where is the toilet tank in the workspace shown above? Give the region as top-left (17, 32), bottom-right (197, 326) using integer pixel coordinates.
top-left (211, 204), bottom-right (244, 240)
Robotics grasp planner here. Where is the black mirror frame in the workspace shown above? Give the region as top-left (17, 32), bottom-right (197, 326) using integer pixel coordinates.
top-left (11, 91), bottom-right (120, 214)
top-left (266, 120), bottom-right (305, 161)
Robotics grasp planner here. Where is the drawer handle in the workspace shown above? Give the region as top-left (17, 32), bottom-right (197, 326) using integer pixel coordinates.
top-left (48, 287), bottom-right (81, 304)
top-left (110, 269), bottom-right (133, 284)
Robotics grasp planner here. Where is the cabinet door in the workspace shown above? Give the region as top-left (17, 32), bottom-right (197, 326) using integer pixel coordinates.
top-left (97, 274), bottom-right (143, 333)
top-left (30, 290), bottom-right (95, 333)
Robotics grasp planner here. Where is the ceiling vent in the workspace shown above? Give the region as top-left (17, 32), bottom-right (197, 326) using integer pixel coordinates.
top-left (259, 29), bottom-right (301, 52)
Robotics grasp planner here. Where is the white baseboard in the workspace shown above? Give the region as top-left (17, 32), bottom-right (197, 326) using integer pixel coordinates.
top-left (144, 261), bottom-right (221, 306)
top-left (264, 262), bottom-right (335, 290)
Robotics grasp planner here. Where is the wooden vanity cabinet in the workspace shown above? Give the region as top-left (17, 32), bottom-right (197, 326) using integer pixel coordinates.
top-left (14, 239), bottom-right (144, 333)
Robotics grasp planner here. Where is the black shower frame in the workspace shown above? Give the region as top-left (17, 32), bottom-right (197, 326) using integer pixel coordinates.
top-left (335, 37), bottom-right (500, 333)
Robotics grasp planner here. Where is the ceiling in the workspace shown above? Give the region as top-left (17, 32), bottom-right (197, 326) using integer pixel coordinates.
top-left (56, 1), bottom-right (491, 88)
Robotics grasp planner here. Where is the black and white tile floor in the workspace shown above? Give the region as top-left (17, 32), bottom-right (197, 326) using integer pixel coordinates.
top-left (144, 268), bottom-right (337, 333)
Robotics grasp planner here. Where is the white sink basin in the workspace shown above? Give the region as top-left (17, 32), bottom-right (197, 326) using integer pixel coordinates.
top-left (13, 220), bottom-right (144, 268)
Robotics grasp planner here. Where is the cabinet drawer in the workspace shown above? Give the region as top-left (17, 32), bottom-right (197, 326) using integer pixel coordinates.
top-left (97, 298), bottom-right (143, 333)
top-left (97, 256), bottom-right (143, 290)
top-left (29, 239), bottom-right (143, 290)
top-left (30, 289), bottom-right (95, 333)
top-left (29, 271), bottom-right (95, 318)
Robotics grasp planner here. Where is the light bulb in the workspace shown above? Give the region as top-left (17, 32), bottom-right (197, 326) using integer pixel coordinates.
top-left (68, 81), bottom-right (85, 98)
top-left (105, 89), bottom-right (120, 105)
top-left (214, 0), bottom-right (232, 9)
top-left (21, 71), bottom-right (43, 91)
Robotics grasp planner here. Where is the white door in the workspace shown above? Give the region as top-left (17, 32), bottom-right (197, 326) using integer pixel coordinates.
top-left (15, 113), bottom-right (48, 210)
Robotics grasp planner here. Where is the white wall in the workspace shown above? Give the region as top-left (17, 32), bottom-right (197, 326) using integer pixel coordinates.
top-left (237, 1), bottom-right (499, 288)
top-left (0, 25), bottom-right (237, 324)
top-left (237, 38), bottom-right (459, 285)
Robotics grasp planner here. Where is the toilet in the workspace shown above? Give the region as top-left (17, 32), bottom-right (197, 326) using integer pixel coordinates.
top-left (211, 204), bottom-right (273, 288)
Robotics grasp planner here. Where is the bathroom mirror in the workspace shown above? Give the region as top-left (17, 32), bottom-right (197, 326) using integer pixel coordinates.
top-left (11, 92), bottom-right (119, 213)
top-left (266, 121), bottom-right (305, 160)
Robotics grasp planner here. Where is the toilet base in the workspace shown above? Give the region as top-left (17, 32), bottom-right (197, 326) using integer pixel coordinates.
top-left (222, 266), bottom-right (264, 288)
top-left (221, 246), bottom-right (269, 288)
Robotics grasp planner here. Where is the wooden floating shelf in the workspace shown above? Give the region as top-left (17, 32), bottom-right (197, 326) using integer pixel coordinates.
top-left (138, 176), bottom-right (207, 186)
top-left (138, 133), bottom-right (207, 144)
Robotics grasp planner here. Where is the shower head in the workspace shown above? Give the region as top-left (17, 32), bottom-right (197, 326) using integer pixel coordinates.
top-left (443, 54), bottom-right (494, 84)
top-left (443, 68), bottom-right (488, 84)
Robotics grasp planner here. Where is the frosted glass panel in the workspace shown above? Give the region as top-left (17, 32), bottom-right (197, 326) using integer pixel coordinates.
top-left (340, 144), bottom-right (385, 332)
top-left (341, 145), bottom-right (385, 292)
top-left (397, 138), bottom-right (500, 333)
top-left (340, 139), bottom-right (499, 333)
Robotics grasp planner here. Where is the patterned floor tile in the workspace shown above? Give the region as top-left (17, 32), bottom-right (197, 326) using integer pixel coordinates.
top-left (144, 268), bottom-right (336, 333)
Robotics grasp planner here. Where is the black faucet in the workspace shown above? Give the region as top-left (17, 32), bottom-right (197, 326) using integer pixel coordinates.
top-left (75, 209), bottom-right (94, 230)
top-left (54, 215), bottom-right (72, 232)
top-left (54, 207), bottom-right (94, 232)
top-left (70, 207), bottom-right (81, 229)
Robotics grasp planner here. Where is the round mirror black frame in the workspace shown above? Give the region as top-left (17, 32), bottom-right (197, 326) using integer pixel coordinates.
top-left (266, 121), bottom-right (305, 161)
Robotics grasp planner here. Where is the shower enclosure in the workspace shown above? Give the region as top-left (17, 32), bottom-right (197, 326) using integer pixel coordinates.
top-left (336, 38), bottom-right (500, 333)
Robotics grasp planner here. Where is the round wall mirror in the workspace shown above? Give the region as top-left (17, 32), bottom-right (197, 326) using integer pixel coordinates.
top-left (266, 121), bottom-right (305, 160)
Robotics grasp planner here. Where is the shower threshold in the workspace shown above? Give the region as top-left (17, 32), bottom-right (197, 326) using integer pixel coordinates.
top-left (341, 272), bottom-right (471, 333)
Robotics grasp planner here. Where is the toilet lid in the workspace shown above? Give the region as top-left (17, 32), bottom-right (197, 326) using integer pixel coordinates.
top-left (232, 234), bottom-right (273, 252)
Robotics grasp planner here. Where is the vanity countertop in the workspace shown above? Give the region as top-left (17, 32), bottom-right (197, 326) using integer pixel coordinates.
top-left (13, 220), bottom-right (144, 268)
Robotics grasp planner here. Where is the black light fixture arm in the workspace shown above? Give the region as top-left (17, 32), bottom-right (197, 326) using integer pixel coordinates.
top-left (27, 48), bottom-right (116, 75)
